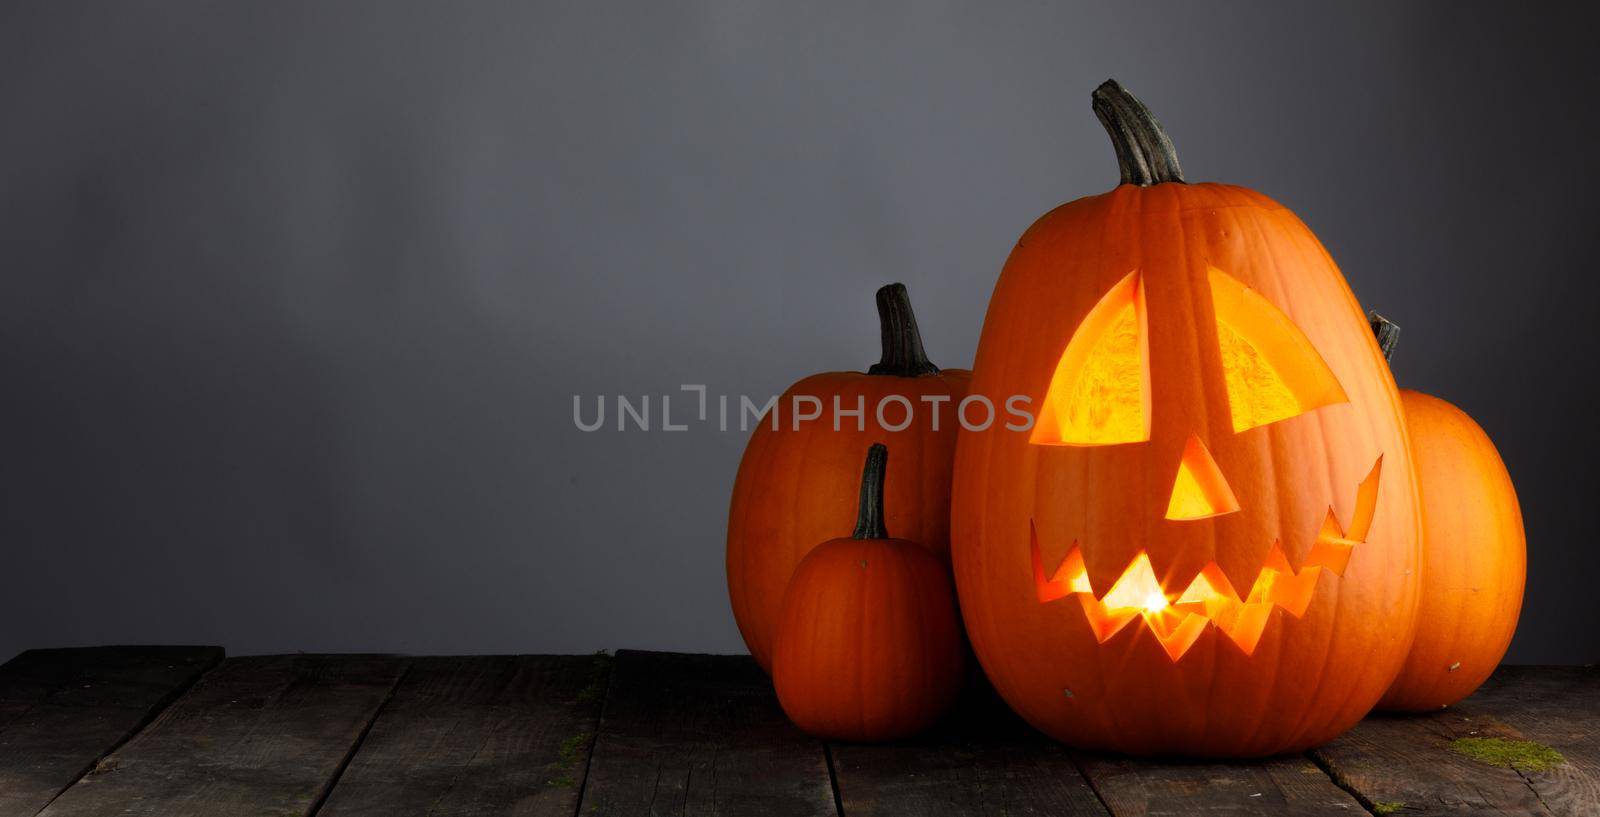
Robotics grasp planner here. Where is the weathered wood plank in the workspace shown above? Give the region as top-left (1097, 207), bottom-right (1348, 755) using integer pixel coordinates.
top-left (1313, 665), bottom-right (1600, 815)
top-left (37, 654), bottom-right (407, 817)
top-left (0, 646), bottom-right (223, 817)
top-left (1075, 752), bottom-right (1366, 816)
top-left (1474, 666), bottom-right (1600, 814)
top-left (315, 654), bottom-right (609, 816)
top-left (830, 687), bottom-right (1109, 816)
top-left (578, 650), bottom-right (834, 817)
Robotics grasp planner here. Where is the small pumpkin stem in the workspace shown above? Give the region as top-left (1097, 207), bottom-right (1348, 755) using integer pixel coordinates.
top-left (851, 443), bottom-right (889, 540)
top-left (1092, 79), bottom-right (1186, 186)
top-left (867, 283), bottom-right (940, 377)
top-left (1368, 311), bottom-right (1400, 362)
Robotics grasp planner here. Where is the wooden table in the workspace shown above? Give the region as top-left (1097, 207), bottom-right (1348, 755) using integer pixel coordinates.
top-left (0, 648), bottom-right (1592, 816)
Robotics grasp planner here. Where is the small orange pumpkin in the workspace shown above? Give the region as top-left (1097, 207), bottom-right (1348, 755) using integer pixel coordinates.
top-left (728, 284), bottom-right (969, 672)
top-left (773, 444), bottom-right (966, 741)
top-left (1369, 318), bottom-right (1526, 711)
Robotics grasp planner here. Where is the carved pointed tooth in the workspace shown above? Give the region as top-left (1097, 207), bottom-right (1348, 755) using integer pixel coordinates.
top-left (1260, 540), bottom-right (1294, 573)
top-left (1318, 507), bottom-right (1345, 541)
top-left (1078, 595), bottom-right (1139, 642)
top-left (1099, 553), bottom-right (1169, 612)
top-left (1142, 607), bottom-right (1184, 640)
top-left (1152, 612), bottom-right (1210, 661)
top-left (1264, 567), bottom-right (1321, 617)
top-left (1060, 548), bottom-right (1091, 593)
top-left (1176, 563), bottom-right (1240, 603)
top-left (1307, 538), bottom-right (1354, 576)
top-left (1083, 537), bottom-right (1148, 602)
top-left (1245, 542), bottom-right (1290, 604)
top-left (1029, 523), bottom-right (1058, 602)
top-left (1145, 545), bottom-right (1215, 611)
top-left (1346, 455), bottom-right (1383, 542)
top-left (1220, 602), bottom-right (1276, 655)
top-left (1175, 564), bottom-right (1244, 621)
top-left (1031, 523), bottom-right (1086, 603)
top-left (1213, 540), bottom-right (1277, 604)
top-left (1307, 509), bottom-right (1355, 575)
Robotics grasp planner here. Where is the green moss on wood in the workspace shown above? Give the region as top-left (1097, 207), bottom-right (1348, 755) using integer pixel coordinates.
top-left (577, 651), bottom-right (613, 707)
top-left (1449, 737), bottom-right (1565, 773)
top-left (1372, 802), bottom-right (1406, 815)
top-left (544, 726), bottom-right (596, 789)
top-left (559, 732), bottom-right (591, 765)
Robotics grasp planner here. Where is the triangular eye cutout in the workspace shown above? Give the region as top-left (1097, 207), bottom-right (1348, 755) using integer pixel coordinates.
top-left (1208, 267), bottom-right (1348, 433)
top-left (1031, 271), bottom-right (1150, 446)
top-left (1165, 434), bottom-right (1240, 520)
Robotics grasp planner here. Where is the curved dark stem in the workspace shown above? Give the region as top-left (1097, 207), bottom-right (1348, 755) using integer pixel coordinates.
top-left (867, 283), bottom-right (940, 377)
top-left (851, 443), bottom-right (889, 540)
top-left (1368, 311), bottom-right (1400, 362)
top-left (1092, 79), bottom-right (1186, 186)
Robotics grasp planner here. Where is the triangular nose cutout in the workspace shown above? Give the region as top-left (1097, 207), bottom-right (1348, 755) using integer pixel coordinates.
top-left (1165, 435), bottom-right (1241, 521)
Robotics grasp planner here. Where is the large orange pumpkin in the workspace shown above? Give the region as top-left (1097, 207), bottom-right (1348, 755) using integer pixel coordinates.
top-left (1368, 322), bottom-right (1525, 711)
top-left (729, 284), bottom-right (969, 672)
top-left (773, 443), bottom-right (966, 741)
top-left (950, 81), bottom-right (1422, 756)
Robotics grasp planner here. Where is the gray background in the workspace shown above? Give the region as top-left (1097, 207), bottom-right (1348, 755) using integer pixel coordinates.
top-left (2, 1), bottom-right (1595, 664)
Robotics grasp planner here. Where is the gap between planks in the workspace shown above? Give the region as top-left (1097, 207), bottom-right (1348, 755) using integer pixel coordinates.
top-left (10, 651), bottom-right (1589, 817)
top-left (2, 647), bottom-right (224, 817)
top-left (301, 660), bottom-right (412, 817)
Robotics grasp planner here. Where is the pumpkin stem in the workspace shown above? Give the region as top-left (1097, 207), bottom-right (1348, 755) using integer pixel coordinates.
top-left (1368, 311), bottom-right (1400, 362)
top-left (1092, 79), bottom-right (1186, 186)
top-left (868, 283), bottom-right (941, 377)
top-left (851, 443), bottom-right (889, 540)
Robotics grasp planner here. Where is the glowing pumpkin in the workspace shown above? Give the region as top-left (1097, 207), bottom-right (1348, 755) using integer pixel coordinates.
top-left (1367, 317), bottom-right (1526, 712)
top-left (773, 443), bottom-right (966, 740)
top-left (728, 284), bottom-right (969, 672)
top-left (950, 81), bottom-right (1422, 757)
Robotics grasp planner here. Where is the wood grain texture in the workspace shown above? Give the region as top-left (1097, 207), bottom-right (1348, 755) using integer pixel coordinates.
top-left (316, 654), bottom-right (608, 816)
top-left (830, 686), bottom-right (1109, 816)
top-left (36, 654), bottom-right (407, 817)
top-left (1313, 665), bottom-right (1600, 815)
top-left (0, 646), bottom-right (222, 817)
top-left (1075, 753), bottom-right (1365, 816)
top-left (6, 650), bottom-right (1592, 816)
top-left (578, 650), bottom-right (834, 817)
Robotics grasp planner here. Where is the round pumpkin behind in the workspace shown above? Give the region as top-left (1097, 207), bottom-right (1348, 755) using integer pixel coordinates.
top-left (728, 284), bottom-right (969, 673)
top-left (773, 444), bottom-right (966, 741)
top-left (1379, 390), bottom-right (1525, 711)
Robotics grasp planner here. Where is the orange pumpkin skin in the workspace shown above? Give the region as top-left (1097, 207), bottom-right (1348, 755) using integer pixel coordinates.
top-left (773, 536), bottom-right (965, 741)
top-left (949, 85), bottom-right (1421, 757)
top-left (1378, 391), bottom-right (1525, 712)
top-left (728, 287), bottom-right (969, 672)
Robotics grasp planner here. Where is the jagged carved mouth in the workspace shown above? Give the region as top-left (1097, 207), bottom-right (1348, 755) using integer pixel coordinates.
top-left (1030, 456), bottom-right (1383, 661)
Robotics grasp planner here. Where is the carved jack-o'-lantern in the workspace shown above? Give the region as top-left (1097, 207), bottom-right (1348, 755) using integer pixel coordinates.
top-left (950, 81), bottom-right (1422, 757)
